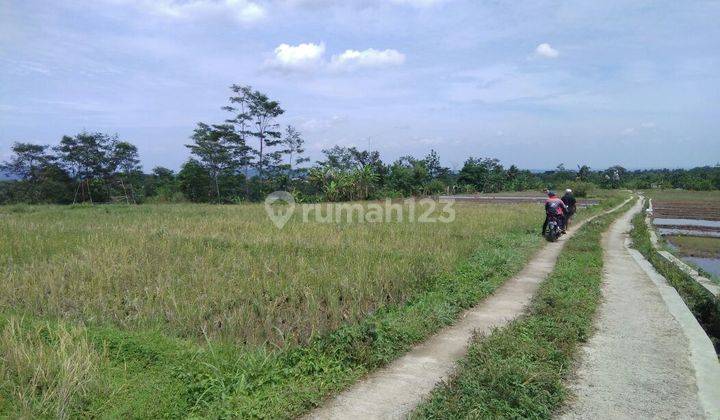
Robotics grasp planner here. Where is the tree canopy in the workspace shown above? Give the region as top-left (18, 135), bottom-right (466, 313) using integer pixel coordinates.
top-left (3, 85), bottom-right (719, 205)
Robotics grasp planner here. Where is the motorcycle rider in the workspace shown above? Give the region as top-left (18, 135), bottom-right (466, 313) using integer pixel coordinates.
top-left (561, 188), bottom-right (577, 228)
top-left (541, 191), bottom-right (568, 236)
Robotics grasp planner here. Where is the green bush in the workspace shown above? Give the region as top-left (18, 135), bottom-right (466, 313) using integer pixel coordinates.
top-left (561, 181), bottom-right (596, 198)
top-left (424, 180), bottom-right (447, 195)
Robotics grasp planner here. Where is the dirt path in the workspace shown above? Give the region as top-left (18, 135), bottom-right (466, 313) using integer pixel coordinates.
top-left (308, 199), bottom-right (631, 420)
top-left (559, 199), bottom-right (720, 419)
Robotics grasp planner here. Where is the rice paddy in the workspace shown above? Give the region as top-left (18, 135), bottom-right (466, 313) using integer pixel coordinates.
top-left (1, 194), bottom-right (634, 417)
top-left (0, 202), bottom-right (541, 347)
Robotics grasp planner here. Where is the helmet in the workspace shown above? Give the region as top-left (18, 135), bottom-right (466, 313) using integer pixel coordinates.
top-left (547, 191), bottom-right (556, 197)
top-left (565, 188), bottom-right (572, 193)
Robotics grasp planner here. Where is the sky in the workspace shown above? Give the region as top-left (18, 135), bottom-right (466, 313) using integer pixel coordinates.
top-left (1, 0), bottom-right (719, 172)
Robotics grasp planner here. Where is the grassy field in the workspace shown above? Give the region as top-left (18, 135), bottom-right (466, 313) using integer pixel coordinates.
top-left (666, 236), bottom-right (720, 258)
top-left (413, 199), bottom-right (632, 418)
top-left (0, 195), bottom-right (623, 417)
top-left (0, 200), bottom-right (543, 417)
top-left (0, 202), bottom-right (541, 348)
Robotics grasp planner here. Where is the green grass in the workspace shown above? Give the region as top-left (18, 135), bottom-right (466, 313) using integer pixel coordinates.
top-left (0, 317), bottom-right (110, 419)
top-left (0, 196), bottom-right (624, 417)
top-left (629, 206), bottom-right (720, 352)
top-left (412, 199), bottom-right (633, 419)
top-left (0, 201), bottom-right (542, 347)
top-left (665, 235), bottom-right (720, 258)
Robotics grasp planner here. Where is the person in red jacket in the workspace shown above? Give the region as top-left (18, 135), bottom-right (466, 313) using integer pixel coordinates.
top-left (542, 191), bottom-right (569, 235)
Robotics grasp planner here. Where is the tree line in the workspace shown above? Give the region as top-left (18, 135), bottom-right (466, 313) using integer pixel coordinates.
top-left (2, 85), bottom-right (720, 204)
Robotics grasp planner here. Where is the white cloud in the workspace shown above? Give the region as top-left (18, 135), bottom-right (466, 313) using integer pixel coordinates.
top-left (622, 122), bottom-right (656, 136)
top-left (298, 115), bottom-right (346, 131)
top-left (416, 136), bottom-right (443, 145)
top-left (330, 48), bottom-right (405, 70)
top-left (116, 0), bottom-right (266, 23)
top-left (279, 0), bottom-right (447, 9)
top-left (535, 43), bottom-right (559, 58)
top-left (389, 0), bottom-right (446, 7)
top-left (268, 42), bottom-right (326, 70)
top-left (266, 44), bottom-right (406, 73)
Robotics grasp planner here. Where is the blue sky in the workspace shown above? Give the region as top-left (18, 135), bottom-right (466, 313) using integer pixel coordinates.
top-left (1, 0), bottom-right (719, 171)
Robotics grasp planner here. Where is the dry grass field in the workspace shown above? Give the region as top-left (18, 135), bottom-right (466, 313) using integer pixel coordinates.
top-left (0, 202), bottom-right (539, 348)
top-left (1, 196), bottom-right (627, 418)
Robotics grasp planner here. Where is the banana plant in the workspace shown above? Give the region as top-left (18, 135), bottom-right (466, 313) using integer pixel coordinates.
top-left (352, 165), bottom-right (379, 200)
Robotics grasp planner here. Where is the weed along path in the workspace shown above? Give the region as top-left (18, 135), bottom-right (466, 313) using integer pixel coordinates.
top-left (559, 199), bottom-right (720, 419)
top-left (308, 198), bottom-right (632, 420)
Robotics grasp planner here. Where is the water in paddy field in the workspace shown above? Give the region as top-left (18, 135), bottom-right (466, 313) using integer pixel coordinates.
top-left (658, 229), bottom-right (720, 238)
top-left (654, 218), bottom-right (720, 238)
top-left (653, 218), bottom-right (720, 229)
top-left (683, 257), bottom-right (720, 280)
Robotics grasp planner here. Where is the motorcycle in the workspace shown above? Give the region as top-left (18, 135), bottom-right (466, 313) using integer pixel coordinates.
top-left (544, 214), bottom-right (564, 242)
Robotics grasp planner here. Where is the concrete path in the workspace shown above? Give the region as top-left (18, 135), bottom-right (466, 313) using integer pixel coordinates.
top-left (308, 199), bottom-right (631, 420)
top-left (559, 199), bottom-right (720, 419)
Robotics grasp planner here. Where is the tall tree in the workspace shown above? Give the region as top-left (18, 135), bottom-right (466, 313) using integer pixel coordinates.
top-left (424, 149), bottom-right (450, 180)
top-left (282, 125), bottom-right (308, 172)
top-left (223, 85), bottom-right (255, 179)
top-left (178, 159), bottom-right (212, 202)
top-left (219, 84), bottom-right (285, 184)
top-left (144, 166), bottom-right (179, 199)
top-left (577, 164), bottom-right (591, 182)
top-left (458, 157), bottom-right (505, 192)
top-left (0, 142), bottom-right (73, 203)
top-left (0, 142), bottom-right (55, 179)
top-left (109, 141), bottom-right (142, 203)
top-left (249, 92), bottom-right (284, 179)
top-left (317, 146), bottom-right (356, 171)
top-left (54, 132), bottom-right (118, 202)
top-left (388, 156), bottom-right (430, 196)
top-left (185, 123), bottom-right (237, 201)
top-left (506, 164), bottom-right (520, 181)
top-left (54, 133), bottom-right (110, 179)
top-left (110, 142), bottom-right (141, 175)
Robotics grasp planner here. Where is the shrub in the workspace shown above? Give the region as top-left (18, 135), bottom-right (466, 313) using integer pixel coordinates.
top-left (561, 181), bottom-right (596, 198)
top-left (424, 180), bottom-right (447, 195)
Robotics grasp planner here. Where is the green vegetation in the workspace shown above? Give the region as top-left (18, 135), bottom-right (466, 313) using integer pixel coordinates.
top-left (412, 199), bottom-right (632, 418)
top-left (0, 196), bottom-right (623, 417)
top-left (2, 202), bottom-right (537, 347)
top-left (666, 236), bottom-right (720, 258)
top-left (629, 208), bottom-right (720, 352)
top-left (1, 200), bottom-right (548, 417)
top-left (2, 84), bottom-right (719, 206)
top-left (0, 317), bottom-right (110, 419)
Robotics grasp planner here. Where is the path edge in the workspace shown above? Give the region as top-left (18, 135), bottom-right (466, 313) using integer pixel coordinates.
top-left (307, 196), bottom-right (634, 419)
top-left (626, 213), bottom-right (720, 418)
